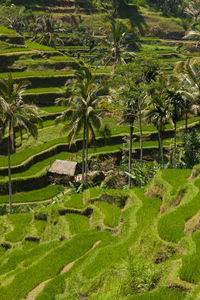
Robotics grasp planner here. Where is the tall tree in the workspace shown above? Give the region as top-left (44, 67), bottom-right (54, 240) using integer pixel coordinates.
top-left (0, 74), bottom-right (41, 213)
top-left (55, 66), bottom-right (109, 185)
top-left (146, 96), bottom-right (169, 169)
top-left (31, 15), bottom-right (64, 48)
top-left (102, 19), bottom-right (135, 73)
top-left (119, 86), bottom-right (138, 188)
top-left (146, 75), bottom-right (170, 169)
top-left (166, 85), bottom-right (184, 169)
top-left (174, 59), bottom-right (200, 131)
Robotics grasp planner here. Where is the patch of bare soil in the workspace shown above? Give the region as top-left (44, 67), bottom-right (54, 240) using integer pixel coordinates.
top-left (60, 240), bottom-right (101, 274)
top-left (173, 188), bottom-right (187, 207)
top-left (185, 210), bottom-right (200, 235)
top-left (188, 167), bottom-right (200, 182)
top-left (26, 279), bottom-right (51, 300)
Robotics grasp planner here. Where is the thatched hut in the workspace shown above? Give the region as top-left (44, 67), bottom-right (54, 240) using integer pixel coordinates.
top-left (48, 160), bottom-right (79, 184)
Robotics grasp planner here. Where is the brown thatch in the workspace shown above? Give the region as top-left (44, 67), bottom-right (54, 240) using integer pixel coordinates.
top-left (49, 160), bottom-right (77, 176)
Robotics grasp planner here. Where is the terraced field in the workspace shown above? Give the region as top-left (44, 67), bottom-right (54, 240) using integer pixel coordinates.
top-left (2, 4), bottom-right (200, 298)
top-left (1, 168), bottom-right (200, 299)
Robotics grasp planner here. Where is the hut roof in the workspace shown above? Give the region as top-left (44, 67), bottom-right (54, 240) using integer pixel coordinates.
top-left (49, 160), bottom-right (77, 176)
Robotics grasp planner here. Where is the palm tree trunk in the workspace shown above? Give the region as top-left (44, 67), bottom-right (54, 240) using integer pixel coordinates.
top-left (139, 110), bottom-right (143, 169)
top-left (158, 130), bottom-right (164, 169)
top-left (85, 124), bottom-right (88, 183)
top-left (185, 110), bottom-right (188, 132)
top-left (8, 126), bottom-right (12, 214)
top-left (82, 117), bottom-right (86, 186)
top-left (173, 121), bottom-right (177, 169)
top-left (128, 122), bottom-right (133, 189)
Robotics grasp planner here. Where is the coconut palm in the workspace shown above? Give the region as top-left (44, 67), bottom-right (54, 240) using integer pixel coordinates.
top-left (0, 74), bottom-right (41, 213)
top-left (166, 86), bottom-right (184, 169)
top-left (146, 96), bottom-right (169, 169)
top-left (101, 20), bottom-right (135, 73)
top-left (174, 59), bottom-right (200, 131)
top-left (31, 15), bottom-right (64, 48)
top-left (115, 80), bottom-right (139, 187)
top-left (55, 66), bottom-right (109, 185)
top-left (146, 75), bottom-right (171, 169)
top-left (184, 1), bottom-right (200, 23)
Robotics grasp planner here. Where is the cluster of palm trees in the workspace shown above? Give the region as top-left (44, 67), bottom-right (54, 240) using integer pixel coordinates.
top-left (112, 58), bottom-right (200, 187)
top-left (55, 66), bottom-right (109, 185)
top-left (55, 59), bottom-right (200, 189)
top-left (0, 57), bottom-right (200, 212)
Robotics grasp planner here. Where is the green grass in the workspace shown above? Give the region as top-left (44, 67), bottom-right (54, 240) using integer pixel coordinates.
top-left (0, 231), bottom-right (105, 300)
top-left (1, 110), bottom-right (198, 169)
top-left (25, 41), bottom-right (55, 52)
top-left (94, 201), bottom-right (121, 228)
top-left (82, 189), bottom-right (161, 279)
top-left (24, 87), bottom-right (64, 95)
top-left (32, 231), bottom-right (111, 300)
top-left (40, 106), bottom-right (66, 113)
top-left (0, 241), bottom-right (59, 277)
top-left (35, 220), bottom-right (47, 236)
top-left (0, 185), bottom-right (63, 204)
top-left (0, 70), bottom-right (74, 79)
top-left (5, 213), bottom-right (32, 242)
top-left (64, 194), bottom-right (85, 209)
top-left (49, 55), bottom-right (74, 61)
top-left (0, 40), bottom-right (55, 54)
top-left (161, 169), bottom-right (191, 194)
top-left (158, 178), bottom-right (200, 243)
top-left (0, 26), bottom-right (19, 36)
top-left (180, 230), bottom-right (200, 283)
top-left (127, 288), bottom-right (187, 300)
top-left (65, 214), bottom-right (89, 234)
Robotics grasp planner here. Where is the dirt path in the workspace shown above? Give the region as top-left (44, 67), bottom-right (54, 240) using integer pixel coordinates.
top-left (60, 240), bottom-right (101, 274)
top-left (26, 279), bottom-right (51, 300)
top-left (26, 240), bottom-right (101, 299)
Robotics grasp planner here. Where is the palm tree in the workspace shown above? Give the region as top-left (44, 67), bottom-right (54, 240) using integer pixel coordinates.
top-left (55, 66), bottom-right (109, 185)
top-left (166, 86), bottom-right (184, 169)
top-left (102, 20), bottom-right (135, 73)
top-left (184, 1), bottom-right (200, 23)
top-left (31, 15), bottom-right (64, 48)
top-left (146, 96), bottom-right (169, 169)
top-left (117, 85), bottom-right (138, 188)
top-left (146, 75), bottom-right (170, 169)
top-left (174, 59), bottom-right (200, 131)
top-left (0, 74), bottom-right (41, 213)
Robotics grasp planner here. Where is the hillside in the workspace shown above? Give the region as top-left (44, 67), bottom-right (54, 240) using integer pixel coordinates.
top-left (1, 0), bottom-right (200, 299)
top-left (1, 167), bottom-right (200, 299)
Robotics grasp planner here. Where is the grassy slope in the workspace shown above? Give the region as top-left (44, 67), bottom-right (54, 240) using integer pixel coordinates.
top-left (1, 168), bottom-right (200, 299)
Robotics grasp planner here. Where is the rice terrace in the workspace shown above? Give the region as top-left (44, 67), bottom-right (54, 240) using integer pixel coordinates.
top-left (2, 0), bottom-right (200, 299)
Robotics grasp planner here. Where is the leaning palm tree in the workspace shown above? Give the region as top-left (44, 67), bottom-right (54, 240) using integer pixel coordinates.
top-left (0, 74), bottom-right (41, 213)
top-left (55, 66), bottom-right (109, 185)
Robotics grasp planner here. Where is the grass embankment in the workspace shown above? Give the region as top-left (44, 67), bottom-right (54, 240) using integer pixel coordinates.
top-left (158, 175), bottom-right (200, 243)
top-left (64, 194), bottom-right (85, 209)
top-left (0, 177), bottom-right (195, 300)
top-left (0, 185), bottom-right (63, 204)
top-left (94, 201), bottom-right (121, 228)
top-left (0, 231), bottom-right (108, 300)
top-left (0, 139), bottom-right (171, 181)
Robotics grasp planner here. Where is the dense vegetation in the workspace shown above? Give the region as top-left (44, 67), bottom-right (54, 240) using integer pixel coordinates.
top-left (1, 0), bottom-right (200, 299)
